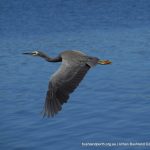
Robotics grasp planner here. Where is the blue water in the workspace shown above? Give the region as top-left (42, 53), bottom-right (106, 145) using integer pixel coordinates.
top-left (1, 0), bottom-right (150, 149)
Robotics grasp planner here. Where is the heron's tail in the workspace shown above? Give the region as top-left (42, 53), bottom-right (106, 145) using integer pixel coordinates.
top-left (87, 57), bottom-right (99, 67)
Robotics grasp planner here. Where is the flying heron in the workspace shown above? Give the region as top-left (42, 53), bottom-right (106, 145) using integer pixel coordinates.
top-left (23, 50), bottom-right (111, 117)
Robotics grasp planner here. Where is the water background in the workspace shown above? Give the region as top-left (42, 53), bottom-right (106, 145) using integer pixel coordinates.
top-left (0, 0), bottom-right (150, 149)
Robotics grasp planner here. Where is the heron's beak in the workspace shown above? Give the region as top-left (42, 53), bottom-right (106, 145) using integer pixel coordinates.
top-left (22, 52), bottom-right (33, 55)
top-left (97, 60), bottom-right (112, 65)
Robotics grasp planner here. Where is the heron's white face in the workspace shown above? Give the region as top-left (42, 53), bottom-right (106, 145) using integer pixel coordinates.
top-left (32, 51), bottom-right (39, 56)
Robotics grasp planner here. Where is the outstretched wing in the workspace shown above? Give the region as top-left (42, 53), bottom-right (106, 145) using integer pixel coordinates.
top-left (43, 61), bottom-right (90, 117)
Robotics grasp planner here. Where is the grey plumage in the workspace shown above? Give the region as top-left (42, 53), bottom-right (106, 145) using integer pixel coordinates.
top-left (44, 51), bottom-right (98, 117)
top-left (23, 50), bottom-right (111, 117)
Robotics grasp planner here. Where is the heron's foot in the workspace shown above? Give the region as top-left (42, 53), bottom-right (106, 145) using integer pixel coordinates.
top-left (98, 60), bottom-right (112, 65)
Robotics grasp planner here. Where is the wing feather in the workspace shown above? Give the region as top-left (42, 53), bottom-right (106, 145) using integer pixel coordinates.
top-left (43, 62), bottom-right (90, 117)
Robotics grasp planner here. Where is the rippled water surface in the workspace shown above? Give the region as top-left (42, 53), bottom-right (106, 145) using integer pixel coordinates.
top-left (1, 0), bottom-right (150, 149)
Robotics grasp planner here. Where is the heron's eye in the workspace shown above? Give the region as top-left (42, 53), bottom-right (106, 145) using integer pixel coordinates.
top-left (32, 51), bottom-right (39, 56)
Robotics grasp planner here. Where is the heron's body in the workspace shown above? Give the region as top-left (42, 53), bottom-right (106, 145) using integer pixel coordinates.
top-left (51, 50), bottom-right (98, 82)
top-left (23, 50), bottom-right (111, 117)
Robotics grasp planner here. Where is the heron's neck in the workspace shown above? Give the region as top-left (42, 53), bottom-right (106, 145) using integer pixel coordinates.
top-left (40, 53), bottom-right (62, 62)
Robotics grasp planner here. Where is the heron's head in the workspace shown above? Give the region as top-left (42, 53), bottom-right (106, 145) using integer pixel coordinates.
top-left (23, 51), bottom-right (42, 56)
